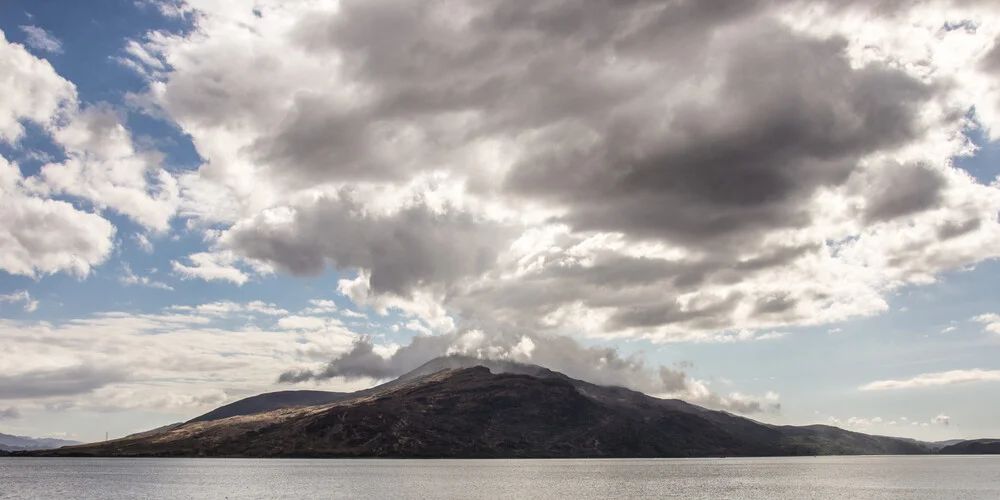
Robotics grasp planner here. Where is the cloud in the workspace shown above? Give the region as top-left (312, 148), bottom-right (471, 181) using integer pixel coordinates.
top-left (941, 326), bottom-right (957, 334)
top-left (169, 300), bottom-right (288, 317)
top-left (846, 416), bottom-right (875, 428)
top-left (0, 157), bottom-right (116, 278)
top-left (276, 315), bottom-right (342, 331)
top-left (134, 233), bottom-right (154, 253)
top-left (972, 313), bottom-right (1000, 334)
top-left (0, 407), bottom-right (20, 420)
top-left (301, 299), bottom-right (338, 315)
top-left (221, 192), bottom-right (514, 298)
top-left (0, 290), bottom-right (38, 312)
top-left (931, 414), bottom-right (951, 426)
top-left (172, 251), bottom-right (251, 285)
top-left (0, 307), bottom-right (359, 411)
top-left (97, 0), bottom-right (1000, 345)
top-left (0, 28), bottom-right (74, 142)
top-left (279, 329), bottom-right (781, 415)
top-left (38, 104), bottom-right (181, 232)
top-left (120, 263), bottom-right (174, 290)
top-left (19, 25), bottom-right (62, 54)
top-left (1, 32), bottom-right (181, 234)
top-left (0, 365), bottom-right (130, 400)
top-left (859, 369), bottom-right (1000, 391)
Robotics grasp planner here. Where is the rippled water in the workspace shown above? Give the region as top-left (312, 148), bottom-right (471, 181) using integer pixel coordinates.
top-left (2, 456), bottom-right (999, 499)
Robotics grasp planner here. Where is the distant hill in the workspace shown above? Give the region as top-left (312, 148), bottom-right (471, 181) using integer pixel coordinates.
top-left (939, 439), bottom-right (1000, 454)
top-left (894, 437), bottom-right (966, 450)
top-left (24, 356), bottom-right (930, 458)
top-left (0, 432), bottom-right (80, 451)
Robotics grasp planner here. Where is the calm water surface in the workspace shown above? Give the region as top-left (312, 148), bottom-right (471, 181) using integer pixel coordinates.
top-left (2, 456), bottom-right (998, 499)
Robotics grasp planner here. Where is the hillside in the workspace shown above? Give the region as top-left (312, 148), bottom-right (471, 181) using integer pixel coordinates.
top-left (187, 391), bottom-right (351, 424)
top-left (939, 439), bottom-right (1000, 454)
top-left (23, 357), bottom-right (930, 458)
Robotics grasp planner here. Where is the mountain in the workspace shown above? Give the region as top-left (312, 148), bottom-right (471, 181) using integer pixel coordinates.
top-left (0, 432), bottom-right (80, 451)
top-left (939, 439), bottom-right (1000, 454)
top-left (185, 357), bottom-right (563, 425)
top-left (21, 356), bottom-right (931, 458)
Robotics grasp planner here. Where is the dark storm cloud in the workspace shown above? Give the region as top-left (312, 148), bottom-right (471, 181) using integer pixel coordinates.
top-left (0, 366), bottom-right (128, 400)
top-left (753, 293), bottom-right (798, 316)
top-left (223, 193), bottom-right (514, 297)
top-left (862, 162), bottom-right (947, 223)
top-left (606, 293), bottom-right (746, 330)
top-left (260, 0), bottom-right (933, 196)
top-left (279, 335), bottom-right (453, 383)
top-left (981, 36), bottom-right (1000, 74)
top-left (937, 217), bottom-right (982, 240)
top-left (505, 26), bottom-right (935, 246)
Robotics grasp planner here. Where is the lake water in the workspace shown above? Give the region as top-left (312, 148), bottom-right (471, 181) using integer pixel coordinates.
top-left (1, 456), bottom-right (998, 499)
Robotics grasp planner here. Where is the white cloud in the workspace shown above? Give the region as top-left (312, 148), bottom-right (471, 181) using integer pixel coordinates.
top-left (2, 30), bottom-right (180, 233)
top-left (276, 315), bottom-right (344, 332)
top-left (301, 299), bottom-right (337, 315)
top-left (245, 300), bottom-right (288, 316)
top-left (0, 290), bottom-right (38, 312)
top-left (120, 263), bottom-right (173, 291)
top-left (172, 251), bottom-right (250, 285)
top-left (0, 308), bottom-right (360, 413)
top-left (170, 300), bottom-right (288, 317)
top-left (134, 233), bottom-right (154, 253)
top-left (339, 309), bottom-right (367, 319)
top-left (404, 319), bottom-right (433, 336)
top-left (38, 104), bottom-right (181, 232)
top-left (859, 369), bottom-right (1000, 391)
top-left (846, 416), bottom-right (874, 428)
top-left (0, 27), bottom-right (72, 149)
top-left (931, 414), bottom-right (951, 426)
top-left (972, 313), bottom-right (1000, 334)
top-left (754, 331), bottom-right (790, 342)
top-left (941, 326), bottom-right (957, 334)
top-left (0, 157), bottom-right (115, 278)
top-left (19, 25), bottom-right (62, 54)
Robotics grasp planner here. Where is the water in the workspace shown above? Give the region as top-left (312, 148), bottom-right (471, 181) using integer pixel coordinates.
top-left (2, 456), bottom-right (998, 499)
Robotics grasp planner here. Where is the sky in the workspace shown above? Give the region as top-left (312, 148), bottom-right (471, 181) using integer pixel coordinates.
top-left (1, 0), bottom-right (999, 444)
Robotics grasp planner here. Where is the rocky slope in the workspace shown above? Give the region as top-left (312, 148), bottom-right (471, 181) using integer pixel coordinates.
top-left (24, 358), bottom-right (930, 458)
